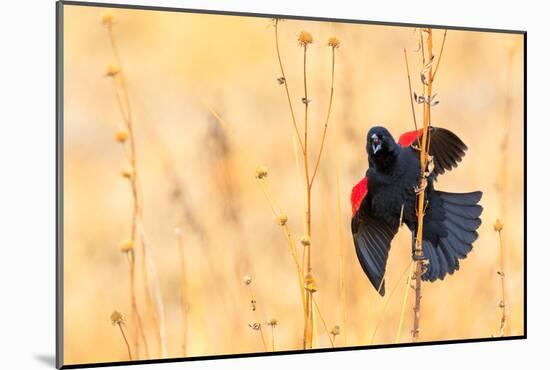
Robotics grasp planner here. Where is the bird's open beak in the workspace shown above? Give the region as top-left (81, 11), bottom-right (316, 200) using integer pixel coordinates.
top-left (371, 135), bottom-right (382, 154)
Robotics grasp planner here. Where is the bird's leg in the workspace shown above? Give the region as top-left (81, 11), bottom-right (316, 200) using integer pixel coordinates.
top-left (412, 250), bottom-right (427, 261)
top-left (411, 232), bottom-right (427, 261)
top-left (414, 182), bottom-right (427, 194)
top-left (414, 182), bottom-right (425, 194)
top-left (414, 155), bottom-right (434, 194)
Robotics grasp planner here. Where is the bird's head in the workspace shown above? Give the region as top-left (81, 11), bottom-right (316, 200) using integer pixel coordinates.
top-left (366, 126), bottom-right (397, 157)
top-left (366, 126), bottom-right (399, 170)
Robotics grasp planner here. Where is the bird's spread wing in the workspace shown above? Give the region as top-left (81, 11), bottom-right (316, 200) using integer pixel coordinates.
top-left (398, 127), bottom-right (468, 175)
top-left (351, 198), bottom-right (398, 296)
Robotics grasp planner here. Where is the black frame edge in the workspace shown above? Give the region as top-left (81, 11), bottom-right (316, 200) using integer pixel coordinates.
top-left (60, 335), bottom-right (526, 369)
top-left (58, 0), bottom-right (526, 34)
top-left (523, 31), bottom-right (527, 339)
top-left (55, 1), bottom-right (528, 369)
top-left (56, 1), bottom-right (65, 368)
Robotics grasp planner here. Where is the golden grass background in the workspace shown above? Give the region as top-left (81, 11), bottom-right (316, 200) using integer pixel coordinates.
top-left (62, 5), bottom-right (524, 365)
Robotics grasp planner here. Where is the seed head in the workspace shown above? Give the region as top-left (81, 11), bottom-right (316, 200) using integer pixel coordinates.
top-left (327, 37), bottom-right (340, 49)
top-left (298, 31), bottom-right (313, 47)
top-left (255, 166), bottom-right (268, 179)
top-left (300, 235), bottom-right (311, 246)
top-left (304, 273), bottom-right (317, 292)
top-left (243, 275), bottom-right (252, 285)
top-left (115, 130), bottom-right (128, 143)
top-left (267, 317), bottom-right (278, 326)
top-left (121, 167), bottom-right (134, 179)
top-left (330, 325), bottom-right (340, 336)
top-left (494, 219), bottom-right (504, 232)
top-left (105, 64), bottom-right (121, 77)
top-left (110, 310), bottom-right (124, 325)
top-left (278, 214), bottom-right (288, 226)
top-left (119, 239), bottom-right (134, 253)
top-left (305, 282), bottom-right (318, 293)
top-left (101, 11), bottom-right (114, 26)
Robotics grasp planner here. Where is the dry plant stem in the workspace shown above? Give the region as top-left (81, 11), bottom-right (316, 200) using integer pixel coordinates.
top-left (395, 262), bottom-right (415, 343)
top-left (310, 46), bottom-right (336, 186)
top-left (497, 230), bottom-right (507, 336)
top-left (204, 103), bottom-right (310, 342)
top-left (127, 250), bottom-right (149, 358)
top-left (282, 224), bottom-right (308, 317)
top-left (312, 297), bottom-right (335, 348)
top-left (369, 261), bottom-right (413, 344)
top-left (403, 49), bottom-right (420, 147)
top-left (271, 326), bottom-right (276, 352)
top-left (302, 43), bottom-right (314, 350)
top-left (412, 28), bottom-right (434, 342)
top-left (176, 230), bottom-right (189, 356)
top-left (273, 22), bottom-right (336, 350)
top-left (258, 179), bottom-right (307, 317)
top-left (432, 30), bottom-right (448, 80)
top-left (259, 178), bottom-right (333, 348)
top-left (247, 285), bottom-right (268, 351)
top-left (293, 137), bottom-right (308, 282)
top-left (117, 322), bottom-right (133, 360)
top-left (274, 20), bottom-right (304, 153)
top-left (140, 234), bottom-right (168, 358)
top-left (495, 48), bottom-right (515, 336)
top-left (334, 137), bottom-right (347, 345)
top-left (106, 23), bottom-right (164, 356)
top-left (273, 21), bottom-right (311, 349)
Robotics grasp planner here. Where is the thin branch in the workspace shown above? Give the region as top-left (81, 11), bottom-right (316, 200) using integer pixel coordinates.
top-left (117, 322), bottom-right (133, 360)
top-left (431, 30), bottom-right (448, 80)
top-left (496, 224), bottom-right (507, 336)
top-left (369, 261), bottom-right (414, 344)
top-left (257, 178), bottom-right (307, 318)
top-left (333, 131), bottom-right (347, 345)
top-left (412, 27), bottom-right (434, 342)
top-left (274, 19), bottom-right (305, 153)
top-left (403, 48), bottom-right (421, 148)
top-left (246, 283), bottom-right (268, 352)
top-left (271, 325), bottom-right (276, 351)
top-left (302, 42), bottom-right (314, 350)
top-left (126, 250), bottom-right (149, 358)
top-left (312, 297), bottom-right (335, 348)
top-left (310, 46), bottom-right (336, 187)
top-left (395, 262), bottom-right (415, 343)
top-left (175, 229), bottom-right (189, 356)
top-left (105, 21), bottom-right (164, 357)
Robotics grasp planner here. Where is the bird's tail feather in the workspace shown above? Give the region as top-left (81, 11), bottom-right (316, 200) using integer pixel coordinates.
top-left (422, 191), bottom-right (483, 282)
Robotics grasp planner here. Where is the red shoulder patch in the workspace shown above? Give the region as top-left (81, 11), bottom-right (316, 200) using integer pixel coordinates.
top-left (398, 129), bottom-right (423, 147)
top-left (351, 177), bottom-right (368, 217)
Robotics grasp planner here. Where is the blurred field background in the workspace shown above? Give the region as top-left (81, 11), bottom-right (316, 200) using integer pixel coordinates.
top-left (62, 4), bottom-right (524, 366)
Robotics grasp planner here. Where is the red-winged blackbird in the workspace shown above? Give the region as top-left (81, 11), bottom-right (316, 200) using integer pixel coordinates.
top-left (350, 126), bottom-right (483, 296)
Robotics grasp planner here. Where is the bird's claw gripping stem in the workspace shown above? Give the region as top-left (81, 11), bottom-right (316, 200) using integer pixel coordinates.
top-left (414, 182), bottom-right (427, 194)
top-left (412, 252), bottom-right (427, 261)
top-left (415, 155), bottom-right (434, 194)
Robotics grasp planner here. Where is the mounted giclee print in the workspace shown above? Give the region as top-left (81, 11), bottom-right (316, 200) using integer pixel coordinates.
top-left (56, 0), bottom-right (526, 368)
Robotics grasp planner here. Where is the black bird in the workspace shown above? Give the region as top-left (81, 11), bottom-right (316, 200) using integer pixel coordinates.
top-left (350, 126), bottom-right (482, 296)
